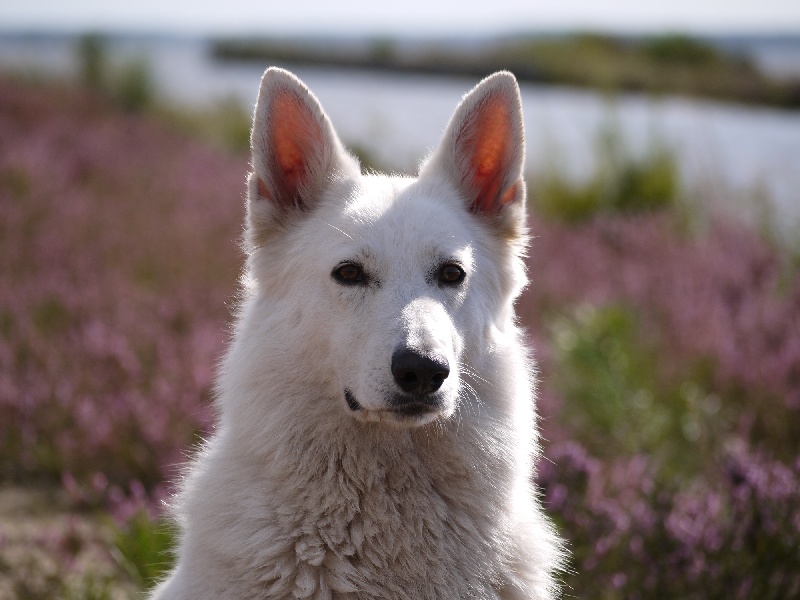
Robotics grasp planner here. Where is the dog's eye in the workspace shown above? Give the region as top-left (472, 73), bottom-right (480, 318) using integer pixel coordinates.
top-left (333, 263), bottom-right (366, 285)
top-left (438, 264), bottom-right (466, 285)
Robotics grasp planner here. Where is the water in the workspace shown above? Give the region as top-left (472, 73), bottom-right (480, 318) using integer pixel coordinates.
top-left (2, 34), bottom-right (799, 239)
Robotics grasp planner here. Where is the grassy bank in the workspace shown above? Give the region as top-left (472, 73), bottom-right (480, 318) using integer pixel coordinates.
top-left (212, 33), bottom-right (800, 109)
top-left (1, 74), bottom-right (798, 598)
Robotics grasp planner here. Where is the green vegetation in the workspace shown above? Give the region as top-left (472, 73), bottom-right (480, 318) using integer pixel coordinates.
top-left (111, 512), bottom-right (176, 589)
top-left (489, 33), bottom-right (794, 105)
top-left (75, 33), bottom-right (155, 112)
top-left (74, 34), bottom-right (253, 151)
top-left (546, 305), bottom-right (723, 476)
top-left (643, 34), bottom-right (723, 64)
top-left (530, 123), bottom-right (680, 223)
top-left (212, 33), bottom-right (800, 109)
top-left (77, 33), bottom-right (107, 91)
top-left (156, 97), bottom-right (252, 153)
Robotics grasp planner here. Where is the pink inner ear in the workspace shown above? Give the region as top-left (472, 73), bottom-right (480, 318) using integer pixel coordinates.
top-left (265, 89), bottom-right (323, 208)
top-left (464, 94), bottom-right (515, 213)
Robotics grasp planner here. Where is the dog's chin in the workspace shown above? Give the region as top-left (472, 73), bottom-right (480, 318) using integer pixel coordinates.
top-left (344, 389), bottom-right (449, 427)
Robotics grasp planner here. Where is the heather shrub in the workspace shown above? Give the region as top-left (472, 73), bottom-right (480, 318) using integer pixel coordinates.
top-left (523, 215), bottom-right (800, 461)
top-left (537, 302), bottom-right (800, 596)
top-left (522, 215), bottom-right (800, 597)
top-left (539, 443), bottom-right (800, 599)
top-left (0, 78), bottom-right (244, 490)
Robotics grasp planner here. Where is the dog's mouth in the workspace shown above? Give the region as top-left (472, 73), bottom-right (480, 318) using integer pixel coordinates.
top-left (390, 401), bottom-right (441, 418)
top-left (344, 388), bottom-right (443, 425)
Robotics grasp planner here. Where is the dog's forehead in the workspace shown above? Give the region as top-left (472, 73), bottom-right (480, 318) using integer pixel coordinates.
top-left (315, 176), bottom-right (477, 257)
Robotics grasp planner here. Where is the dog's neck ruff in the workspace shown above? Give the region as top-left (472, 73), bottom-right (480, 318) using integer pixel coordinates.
top-left (218, 406), bottom-right (524, 598)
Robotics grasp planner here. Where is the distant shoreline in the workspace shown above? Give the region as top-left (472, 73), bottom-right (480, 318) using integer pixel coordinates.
top-left (2, 29), bottom-right (799, 110)
top-left (210, 33), bottom-right (800, 110)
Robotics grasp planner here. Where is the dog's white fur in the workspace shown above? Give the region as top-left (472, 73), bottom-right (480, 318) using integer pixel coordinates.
top-left (150, 68), bottom-right (562, 600)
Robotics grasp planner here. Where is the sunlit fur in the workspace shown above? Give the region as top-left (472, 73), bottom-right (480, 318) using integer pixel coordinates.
top-left (150, 67), bottom-right (563, 600)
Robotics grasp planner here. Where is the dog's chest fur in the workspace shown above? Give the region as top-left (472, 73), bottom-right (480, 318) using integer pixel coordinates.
top-left (184, 421), bottom-right (518, 600)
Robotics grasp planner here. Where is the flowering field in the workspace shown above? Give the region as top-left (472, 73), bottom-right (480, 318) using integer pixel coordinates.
top-left (0, 75), bottom-right (798, 598)
top-left (525, 216), bottom-right (800, 598)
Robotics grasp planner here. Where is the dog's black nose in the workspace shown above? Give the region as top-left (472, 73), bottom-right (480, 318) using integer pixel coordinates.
top-left (391, 349), bottom-right (450, 396)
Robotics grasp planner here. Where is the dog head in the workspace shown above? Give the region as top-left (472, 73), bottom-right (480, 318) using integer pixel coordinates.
top-left (244, 68), bottom-right (528, 428)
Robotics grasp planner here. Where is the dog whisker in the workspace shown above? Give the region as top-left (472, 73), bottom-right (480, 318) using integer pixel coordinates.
top-left (455, 379), bottom-right (484, 425)
top-left (457, 361), bottom-right (493, 388)
top-left (320, 220), bottom-right (353, 240)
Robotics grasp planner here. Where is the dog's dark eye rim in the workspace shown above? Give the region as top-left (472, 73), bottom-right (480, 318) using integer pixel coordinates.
top-left (438, 263), bottom-right (466, 285)
top-left (332, 262), bottom-right (366, 285)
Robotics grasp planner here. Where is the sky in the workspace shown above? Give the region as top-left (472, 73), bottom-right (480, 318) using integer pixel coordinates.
top-left (2, 0), bottom-right (800, 36)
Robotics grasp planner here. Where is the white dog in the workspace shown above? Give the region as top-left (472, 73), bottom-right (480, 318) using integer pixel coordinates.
top-left (150, 67), bottom-right (562, 599)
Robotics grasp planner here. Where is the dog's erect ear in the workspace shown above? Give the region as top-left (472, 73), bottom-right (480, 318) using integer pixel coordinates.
top-left (420, 71), bottom-right (527, 235)
top-left (247, 68), bottom-right (359, 240)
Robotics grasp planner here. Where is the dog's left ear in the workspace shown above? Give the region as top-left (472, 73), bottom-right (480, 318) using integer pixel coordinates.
top-left (420, 71), bottom-right (527, 237)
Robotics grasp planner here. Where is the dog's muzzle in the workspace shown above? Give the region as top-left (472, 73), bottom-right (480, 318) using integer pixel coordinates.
top-left (343, 349), bottom-right (451, 423)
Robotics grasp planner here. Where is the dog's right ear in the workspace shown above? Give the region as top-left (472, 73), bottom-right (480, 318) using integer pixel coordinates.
top-left (247, 67), bottom-right (359, 244)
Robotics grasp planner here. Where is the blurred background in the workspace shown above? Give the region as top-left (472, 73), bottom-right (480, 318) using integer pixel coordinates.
top-left (1, 1), bottom-right (799, 598)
